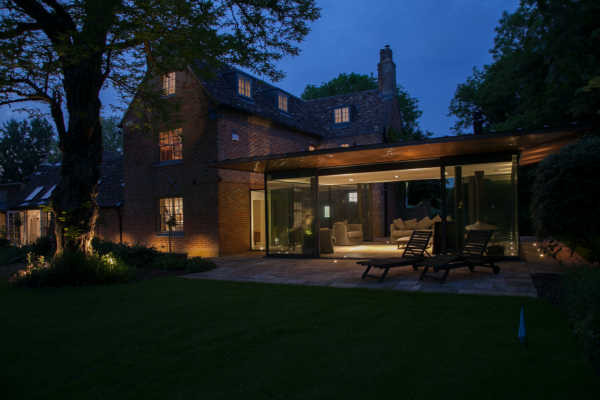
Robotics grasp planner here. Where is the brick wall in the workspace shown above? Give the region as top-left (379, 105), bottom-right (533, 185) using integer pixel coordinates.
top-left (95, 208), bottom-right (121, 243)
top-left (318, 132), bottom-right (383, 149)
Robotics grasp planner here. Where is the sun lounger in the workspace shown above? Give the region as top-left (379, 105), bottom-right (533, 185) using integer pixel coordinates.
top-left (357, 230), bottom-right (433, 282)
top-left (415, 229), bottom-right (500, 284)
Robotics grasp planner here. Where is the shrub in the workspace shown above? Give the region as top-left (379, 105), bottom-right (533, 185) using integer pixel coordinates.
top-left (0, 245), bottom-right (27, 265)
top-left (531, 134), bottom-right (600, 262)
top-left (30, 235), bottom-right (56, 258)
top-left (0, 237), bottom-right (13, 248)
top-left (151, 255), bottom-right (216, 273)
top-left (92, 238), bottom-right (160, 268)
top-left (9, 251), bottom-right (136, 288)
top-left (562, 263), bottom-right (600, 369)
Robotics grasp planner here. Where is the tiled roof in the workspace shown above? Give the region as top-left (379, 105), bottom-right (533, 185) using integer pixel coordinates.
top-left (194, 63), bottom-right (394, 139)
top-left (8, 153), bottom-right (124, 209)
top-left (307, 90), bottom-right (393, 138)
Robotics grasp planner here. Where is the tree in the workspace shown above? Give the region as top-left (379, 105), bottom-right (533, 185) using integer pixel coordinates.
top-left (100, 115), bottom-right (123, 154)
top-left (300, 72), bottom-right (433, 141)
top-left (0, 0), bottom-right (320, 255)
top-left (0, 117), bottom-right (55, 183)
top-left (448, 1), bottom-right (600, 135)
top-left (531, 135), bottom-right (600, 263)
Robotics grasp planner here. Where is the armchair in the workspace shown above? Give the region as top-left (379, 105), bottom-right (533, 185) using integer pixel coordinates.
top-left (333, 222), bottom-right (364, 246)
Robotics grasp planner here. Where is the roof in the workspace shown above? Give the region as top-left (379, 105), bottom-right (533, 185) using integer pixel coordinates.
top-left (307, 90), bottom-right (393, 138)
top-left (206, 124), bottom-right (592, 173)
top-left (193, 63), bottom-right (394, 138)
top-left (7, 153), bottom-right (124, 210)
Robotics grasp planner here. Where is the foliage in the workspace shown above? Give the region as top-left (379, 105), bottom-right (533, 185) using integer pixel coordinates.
top-left (30, 235), bottom-right (56, 258)
top-left (562, 263), bottom-right (600, 369)
top-left (0, 237), bottom-right (12, 248)
top-left (517, 165), bottom-right (538, 236)
top-left (0, 117), bottom-right (55, 183)
top-left (9, 251), bottom-right (135, 288)
top-left (151, 254), bottom-right (216, 273)
top-left (300, 72), bottom-right (433, 141)
top-left (0, 244), bottom-right (27, 265)
top-left (448, 1), bottom-right (600, 135)
top-left (0, 0), bottom-right (320, 255)
top-left (300, 72), bottom-right (379, 100)
top-left (48, 115), bottom-right (123, 159)
top-left (407, 180), bottom-right (441, 209)
top-left (92, 238), bottom-right (161, 269)
top-left (531, 135), bottom-right (600, 263)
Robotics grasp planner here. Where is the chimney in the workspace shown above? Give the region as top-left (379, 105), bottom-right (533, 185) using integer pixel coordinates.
top-left (472, 111), bottom-right (484, 134)
top-left (377, 45), bottom-right (396, 98)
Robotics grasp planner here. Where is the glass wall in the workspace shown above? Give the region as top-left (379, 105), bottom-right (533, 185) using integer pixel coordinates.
top-left (319, 183), bottom-right (373, 242)
top-left (444, 154), bottom-right (519, 257)
top-left (266, 170), bottom-right (318, 256)
top-left (250, 190), bottom-right (266, 250)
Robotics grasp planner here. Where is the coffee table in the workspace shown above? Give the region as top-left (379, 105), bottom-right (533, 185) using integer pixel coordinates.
top-left (396, 237), bottom-right (410, 249)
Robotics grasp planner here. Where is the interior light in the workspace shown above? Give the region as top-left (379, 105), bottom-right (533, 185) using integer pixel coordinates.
top-left (394, 175), bottom-right (399, 178)
top-left (349, 179), bottom-right (354, 181)
top-left (334, 260), bottom-right (337, 263)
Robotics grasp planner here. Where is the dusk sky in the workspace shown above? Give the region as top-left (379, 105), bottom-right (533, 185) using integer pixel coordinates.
top-left (1, 0), bottom-right (521, 137)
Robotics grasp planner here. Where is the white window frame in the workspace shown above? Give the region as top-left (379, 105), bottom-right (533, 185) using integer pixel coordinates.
top-left (278, 92), bottom-right (288, 111)
top-left (348, 192), bottom-right (358, 203)
top-left (162, 73), bottom-right (176, 96)
top-left (334, 106), bottom-right (350, 124)
top-left (159, 197), bottom-right (184, 233)
top-left (159, 129), bottom-right (182, 162)
top-left (238, 74), bottom-right (252, 98)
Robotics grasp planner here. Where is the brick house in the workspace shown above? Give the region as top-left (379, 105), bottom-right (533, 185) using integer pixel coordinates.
top-left (120, 46), bottom-right (403, 257)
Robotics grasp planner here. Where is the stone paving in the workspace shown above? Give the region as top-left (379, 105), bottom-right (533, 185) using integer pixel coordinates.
top-left (185, 237), bottom-right (577, 297)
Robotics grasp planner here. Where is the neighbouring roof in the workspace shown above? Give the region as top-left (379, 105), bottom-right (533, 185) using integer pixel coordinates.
top-left (8, 152), bottom-right (124, 210)
top-left (206, 124), bottom-right (592, 173)
top-left (193, 63), bottom-right (394, 139)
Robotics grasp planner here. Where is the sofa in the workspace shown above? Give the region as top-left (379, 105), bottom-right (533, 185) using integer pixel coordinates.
top-left (390, 215), bottom-right (443, 245)
top-left (333, 220), bottom-right (363, 246)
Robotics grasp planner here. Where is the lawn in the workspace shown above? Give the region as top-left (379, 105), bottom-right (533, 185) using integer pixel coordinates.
top-left (1, 277), bottom-right (598, 399)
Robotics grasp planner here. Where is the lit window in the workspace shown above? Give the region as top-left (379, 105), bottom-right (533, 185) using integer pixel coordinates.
top-left (41, 185), bottom-right (56, 200)
top-left (334, 107), bottom-right (350, 124)
top-left (308, 145), bottom-right (316, 151)
top-left (348, 192), bottom-right (358, 203)
top-left (324, 206), bottom-right (330, 218)
top-left (238, 75), bottom-right (252, 98)
top-left (159, 129), bottom-right (182, 162)
top-left (25, 186), bottom-right (44, 201)
top-left (159, 197), bottom-right (184, 233)
top-left (162, 73), bottom-right (175, 96)
top-left (340, 143), bottom-right (350, 148)
top-left (278, 92), bottom-right (288, 111)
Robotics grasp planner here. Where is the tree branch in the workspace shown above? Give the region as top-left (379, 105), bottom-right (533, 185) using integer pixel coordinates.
top-left (0, 22), bottom-right (42, 39)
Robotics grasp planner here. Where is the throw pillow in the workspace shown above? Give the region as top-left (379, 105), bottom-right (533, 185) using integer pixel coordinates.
top-left (342, 220), bottom-right (352, 232)
top-left (432, 215), bottom-right (442, 223)
top-left (417, 216), bottom-right (434, 230)
top-left (404, 219), bottom-right (419, 230)
top-left (393, 218), bottom-right (405, 230)
top-left (446, 215), bottom-right (453, 221)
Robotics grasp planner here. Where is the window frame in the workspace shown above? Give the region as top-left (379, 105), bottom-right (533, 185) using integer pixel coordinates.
top-left (333, 106), bottom-right (351, 125)
top-left (162, 72), bottom-right (176, 96)
top-left (348, 192), bottom-right (358, 204)
top-left (237, 74), bottom-right (252, 99)
top-left (158, 128), bottom-right (183, 163)
top-left (158, 197), bottom-right (184, 235)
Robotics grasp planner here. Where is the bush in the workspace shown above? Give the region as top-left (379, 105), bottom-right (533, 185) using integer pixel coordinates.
top-left (92, 238), bottom-right (160, 269)
top-left (531, 134), bottom-right (600, 262)
top-left (0, 245), bottom-right (27, 265)
top-left (30, 235), bottom-right (56, 258)
top-left (0, 237), bottom-right (13, 248)
top-left (562, 263), bottom-right (600, 369)
top-left (10, 251), bottom-right (136, 288)
top-left (151, 255), bottom-right (216, 273)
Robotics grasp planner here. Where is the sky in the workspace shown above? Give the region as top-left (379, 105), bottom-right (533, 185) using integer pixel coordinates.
top-left (0, 0), bottom-right (521, 138)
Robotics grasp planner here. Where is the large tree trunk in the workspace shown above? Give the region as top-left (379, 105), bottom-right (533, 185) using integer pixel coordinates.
top-left (51, 58), bottom-right (104, 255)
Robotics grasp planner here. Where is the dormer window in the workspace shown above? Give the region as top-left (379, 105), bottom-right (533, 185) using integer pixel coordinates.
top-left (334, 106), bottom-right (350, 124)
top-left (238, 75), bottom-right (252, 98)
top-left (162, 73), bottom-right (175, 95)
top-left (278, 92), bottom-right (288, 112)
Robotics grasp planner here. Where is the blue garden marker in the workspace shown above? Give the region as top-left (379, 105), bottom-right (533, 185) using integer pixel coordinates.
top-left (518, 303), bottom-right (528, 349)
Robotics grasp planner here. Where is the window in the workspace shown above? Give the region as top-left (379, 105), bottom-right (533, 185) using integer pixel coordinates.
top-left (162, 73), bottom-right (175, 95)
top-left (41, 185), bottom-right (56, 200)
top-left (25, 186), bottom-right (44, 201)
top-left (308, 145), bottom-right (316, 151)
top-left (340, 143), bottom-right (350, 148)
top-left (238, 75), bottom-right (252, 98)
top-left (323, 206), bottom-right (330, 218)
top-left (159, 129), bottom-right (182, 162)
top-left (159, 197), bottom-right (183, 233)
top-left (334, 106), bottom-right (350, 124)
top-left (348, 192), bottom-right (358, 203)
top-left (278, 92), bottom-right (288, 111)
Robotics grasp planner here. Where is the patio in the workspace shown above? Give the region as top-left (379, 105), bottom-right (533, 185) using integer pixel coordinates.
top-left (186, 237), bottom-right (573, 297)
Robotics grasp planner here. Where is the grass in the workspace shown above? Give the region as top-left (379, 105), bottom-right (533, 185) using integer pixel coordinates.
top-left (1, 277), bottom-right (599, 399)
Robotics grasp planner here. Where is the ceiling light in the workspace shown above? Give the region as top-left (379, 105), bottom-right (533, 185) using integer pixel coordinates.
top-left (349, 179), bottom-right (354, 181)
top-left (394, 175), bottom-right (399, 178)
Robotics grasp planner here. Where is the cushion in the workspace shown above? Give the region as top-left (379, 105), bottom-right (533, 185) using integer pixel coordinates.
top-left (446, 215), bottom-right (453, 221)
top-left (342, 220), bottom-right (352, 231)
top-left (347, 231), bottom-right (363, 239)
top-left (392, 230), bottom-right (413, 238)
top-left (417, 216), bottom-right (435, 230)
top-left (393, 218), bottom-right (405, 230)
top-left (404, 219), bottom-right (418, 230)
top-left (432, 215), bottom-right (442, 223)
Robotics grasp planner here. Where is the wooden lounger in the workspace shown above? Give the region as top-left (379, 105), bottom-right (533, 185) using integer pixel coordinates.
top-left (415, 230), bottom-right (501, 284)
top-left (357, 230), bottom-right (433, 282)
